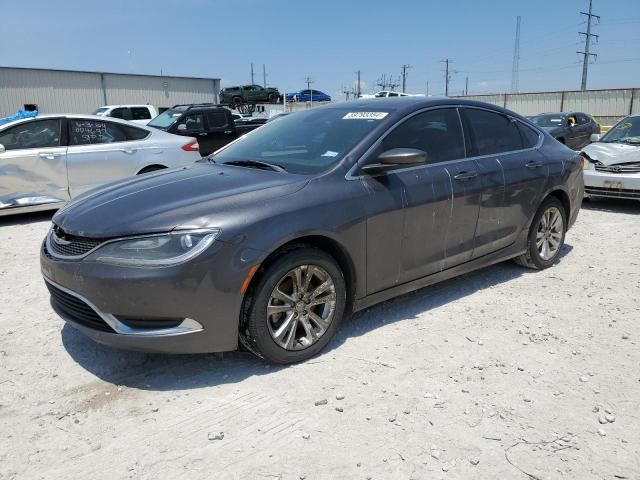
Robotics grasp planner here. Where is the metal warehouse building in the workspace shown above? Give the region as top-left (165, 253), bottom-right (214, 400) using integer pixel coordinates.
top-left (0, 67), bottom-right (220, 117)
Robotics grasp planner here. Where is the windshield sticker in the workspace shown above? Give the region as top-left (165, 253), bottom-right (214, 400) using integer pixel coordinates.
top-left (342, 112), bottom-right (388, 120)
top-left (321, 150), bottom-right (339, 157)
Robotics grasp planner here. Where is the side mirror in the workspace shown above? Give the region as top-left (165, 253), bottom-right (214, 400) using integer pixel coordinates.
top-left (177, 124), bottom-right (187, 132)
top-left (590, 133), bottom-right (601, 142)
top-left (361, 148), bottom-right (427, 174)
top-left (0, 144), bottom-right (5, 154)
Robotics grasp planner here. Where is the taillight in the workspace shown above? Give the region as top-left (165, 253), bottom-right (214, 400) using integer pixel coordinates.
top-left (182, 140), bottom-right (199, 152)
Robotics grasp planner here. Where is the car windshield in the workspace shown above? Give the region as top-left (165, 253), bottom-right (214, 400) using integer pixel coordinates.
top-left (212, 107), bottom-right (392, 174)
top-left (374, 92), bottom-right (387, 98)
top-left (147, 109), bottom-right (185, 130)
top-left (601, 116), bottom-right (640, 144)
top-left (531, 114), bottom-right (565, 127)
top-left (93, 107), bottom-right (109, 116)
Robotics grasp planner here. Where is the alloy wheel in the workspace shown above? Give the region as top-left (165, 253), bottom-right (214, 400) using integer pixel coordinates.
top-left (266, 265), bottom-right (337, 351)
top-left (536, 206), bottom-right (564, 261)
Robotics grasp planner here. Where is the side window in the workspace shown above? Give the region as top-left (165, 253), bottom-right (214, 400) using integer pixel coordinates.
top-left (382, 108), bottom-right (465, 164)
top-left (130, 107), bottom-right (152, 120)
top-left (110, 108), bottom-right (131, 120)
top-left (576, 113), bottom-right (590, 125)
top-left (0, 119), bottom-right (61, 150)
top-left (176, 113), bottom-right (205, 133)
top-left (121, 124), bottom-right (149, 140)
top-left (69, 119), bottom-right (129, 145)
top-left (516, 122), bottom-right (540, 149)
top-left (463, 108), bottom-right (523, 156)
top-left (388, 92), bottom-right (399, 97)
top-left (206, 112), bottom-right (228, 129)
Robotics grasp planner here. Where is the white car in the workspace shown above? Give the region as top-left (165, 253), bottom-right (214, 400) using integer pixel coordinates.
top-left (93, 105), bottom-right (158, 125)
top-left (358, 91), bottom-right (425, 99)
top-left (582, 113), bottom-right (640, 201)
top-left (0, 114), bottom-right (201, 216)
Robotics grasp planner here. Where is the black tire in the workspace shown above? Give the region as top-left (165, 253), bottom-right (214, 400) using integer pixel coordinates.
top-left (232, 96), bottom-right (243, 106)
top-left (243, 247), bottom-right (346, 364)
top-left (137, 165), bottom-right (166, 175)
top-left (268, 93), bottom-right (277, 103)
top-left (514, 196), bottom-right (567, 270)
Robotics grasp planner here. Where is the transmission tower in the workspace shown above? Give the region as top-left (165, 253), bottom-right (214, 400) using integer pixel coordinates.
top-left (400, 64), bottom-right (412, 93)
top-left (578, 0), bottom-right (600, 90)
top-left (377, 74), bottom-right (399, 91)
top-left (511, 16), bottom-right (521, 93)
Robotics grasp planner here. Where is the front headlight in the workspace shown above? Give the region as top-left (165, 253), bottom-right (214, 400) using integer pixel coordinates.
top-left (86, 229), bottom-right (220, 267)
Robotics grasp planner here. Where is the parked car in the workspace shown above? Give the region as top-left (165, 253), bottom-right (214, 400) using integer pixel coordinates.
top-left (220, 85), bottom-right (281, 105)
top-left (147, 104), bottom-right (263, 156)
top-left (285, 90), bottom-right (332, 102)
top-left (231, 113), bottom-right (268, 126)
top-left (530, 112), bottom-right (600, 150)
top-left (93, 105), bottom-right (158, 125)
top-left (359, 91), bottom-right (413, 99)
top-left (0, 114), bottom-right (200, 216)
top-left (581, 113), bottom-right (640, 201)
top-left (41, 98), bottom-right (583, 363)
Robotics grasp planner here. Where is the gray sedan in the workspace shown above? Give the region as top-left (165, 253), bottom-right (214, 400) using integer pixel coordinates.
top-left (41, 98), bottom-right (583, 363)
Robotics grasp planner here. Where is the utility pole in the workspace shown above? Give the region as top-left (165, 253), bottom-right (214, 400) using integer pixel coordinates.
top-left (400, 64), bottom-right (412, 93)
top-left (441, 59), bottom-right (451, 96)
top-left (262, 64), bottom-right (267, 88)
top-left (465, 76), bottom-right (469, 96)
top-left (578, 0), bottom-right (600, 90)
top-left (250, 63), bottom-right (255, 84)
top-left (511, 16), bottom-right (521, 93)
top-left (355, 70), bottom-right (361, 98)
top-left (304, 76), bottom-right (314, 107)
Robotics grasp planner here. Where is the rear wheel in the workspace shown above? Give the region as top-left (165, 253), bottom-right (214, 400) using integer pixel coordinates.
top-left (268, 93), bottom-right (277, 103)
top-left (514, 197), bottom-right (567, 269)
top-left (243, 248), bottom-right (346, 364)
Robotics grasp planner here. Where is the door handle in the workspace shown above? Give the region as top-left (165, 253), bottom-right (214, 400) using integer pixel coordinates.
top-left (198, 133), bottom-right (207, 137)
top-left (38, 152), bottom-right (59, 160)
top-left (120, 148), bottom-right (137, 154)
top-left (525, 161), bottom-right (544, 169)
top-left (453, 171), bottom-right (478, 181)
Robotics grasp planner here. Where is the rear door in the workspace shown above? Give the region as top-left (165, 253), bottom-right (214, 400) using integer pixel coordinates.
top-left (130, 106), bottom-right (153, 125)
top-left (66, 118), bottom-right (148, 197)
top-left (461, 108), bottom-right (548, 258)
top-left (109, 107), bottom-right (132, 121)
top-left (0, 118), bottom-right (69, 208)
top-left (575, 113), bottom-right (592, 148)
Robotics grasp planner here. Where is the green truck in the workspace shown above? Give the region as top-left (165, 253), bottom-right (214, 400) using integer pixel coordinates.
top-left (219, 84), bottom-right (281, 105)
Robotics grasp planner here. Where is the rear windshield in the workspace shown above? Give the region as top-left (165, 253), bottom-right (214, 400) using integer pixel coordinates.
top-left (93, 107), bottom-right (109, 116)
top-left (531, 114), bottom-right (565, 127)
top-left (147, 109), bottom-right (185, 130)
top-left (213, 107), bottom-right (392, 175)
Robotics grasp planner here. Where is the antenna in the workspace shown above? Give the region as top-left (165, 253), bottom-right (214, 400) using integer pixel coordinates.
top-left (578, 0), bottom-right (600, 90)
top-left (511, 16), bottom-right (521, 93)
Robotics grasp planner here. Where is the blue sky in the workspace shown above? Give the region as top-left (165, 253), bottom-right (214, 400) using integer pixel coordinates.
top-left (1, 0), bottom-right (639, 99)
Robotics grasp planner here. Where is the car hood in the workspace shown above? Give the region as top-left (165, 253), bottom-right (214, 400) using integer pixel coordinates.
top-left (582, 142), bottom-right (640, 166)
top-left (53, 163), bottom-right (308, 238)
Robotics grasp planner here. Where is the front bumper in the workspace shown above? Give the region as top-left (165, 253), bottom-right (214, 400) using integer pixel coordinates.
top-left (41, 237), bottom-right (263, 354)
top-left (583, 169), bottom-right (640, 200)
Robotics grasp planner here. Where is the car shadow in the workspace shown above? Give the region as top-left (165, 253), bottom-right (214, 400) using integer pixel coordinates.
top-left (582, 197), bottom-right (640, 215)
top-left (0, 210), bottom-right (54, 227)
top-left (61, 244), bottom-right (574, 391)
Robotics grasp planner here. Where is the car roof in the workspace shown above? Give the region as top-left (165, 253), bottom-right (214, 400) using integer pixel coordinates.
top-left (97, 105), bottom-right (151, 109)
top-left (0, 114), bottom-right (158, 131)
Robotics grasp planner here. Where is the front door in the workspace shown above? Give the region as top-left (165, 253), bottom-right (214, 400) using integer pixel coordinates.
top-left (0, 118), bottom-right (69, 209)
top-left (363, 107), bottom-right (480, 294)
top-left (461, 108), bottom-right (548, 258)
top-left (203, 110), bottom-right (236, 155)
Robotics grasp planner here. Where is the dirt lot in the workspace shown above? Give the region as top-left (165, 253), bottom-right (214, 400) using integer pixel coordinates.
top-left (0, 199), bottom-right (639, 480)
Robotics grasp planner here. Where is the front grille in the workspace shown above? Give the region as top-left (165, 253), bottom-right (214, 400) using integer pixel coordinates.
top-left (585, 186), bottom-right (640, 199)
top-left (46, 282), bottom-right (114, 332)
top-left (48, 226), bottom-right (104, 257)
top-left (595, 162), bottom-right (640, 174)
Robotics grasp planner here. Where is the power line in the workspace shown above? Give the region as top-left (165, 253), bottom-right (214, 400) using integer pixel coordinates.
top-left (511, 16), bottom-right (521, 93)
top-left (578, 0), bottom-right (600, 90)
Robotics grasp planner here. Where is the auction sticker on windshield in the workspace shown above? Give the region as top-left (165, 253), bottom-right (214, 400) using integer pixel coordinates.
top-left (342, 112), bottom-right (389, 120)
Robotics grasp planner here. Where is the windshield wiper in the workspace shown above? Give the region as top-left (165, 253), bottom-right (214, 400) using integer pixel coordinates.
top-left (221, 159), bottom-right (287, 173)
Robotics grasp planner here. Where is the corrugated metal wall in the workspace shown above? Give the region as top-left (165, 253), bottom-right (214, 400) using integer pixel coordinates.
top-left (460, 88), bottom-right (638, 125)
top-left (0, 67), bottom-right (219, 116)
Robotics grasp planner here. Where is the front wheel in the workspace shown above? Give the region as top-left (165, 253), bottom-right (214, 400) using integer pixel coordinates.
top-left (243, 248), bottom-right (346, 364)
top-left (514, 197), bottom-right (567, 269)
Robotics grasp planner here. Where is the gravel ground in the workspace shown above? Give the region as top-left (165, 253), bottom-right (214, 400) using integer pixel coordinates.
top-left (1, 199), bottom-right (639, 480)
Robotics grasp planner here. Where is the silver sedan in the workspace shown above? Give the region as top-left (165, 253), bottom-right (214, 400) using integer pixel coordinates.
top-left (0, 114), bottom-right (202, 216)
